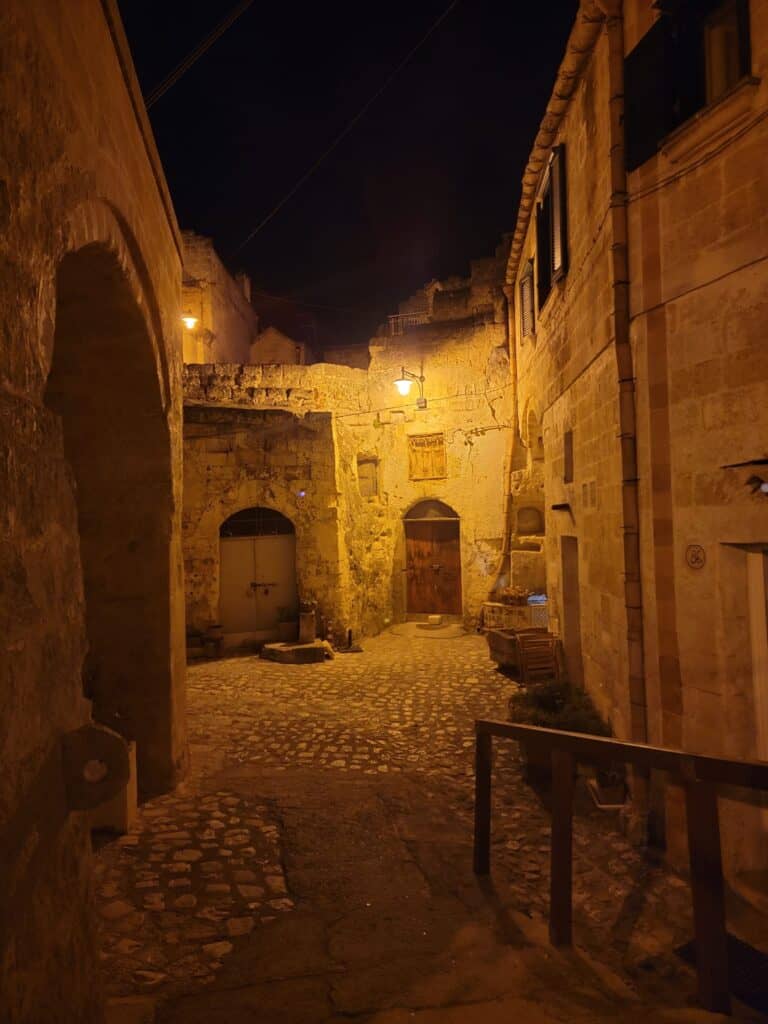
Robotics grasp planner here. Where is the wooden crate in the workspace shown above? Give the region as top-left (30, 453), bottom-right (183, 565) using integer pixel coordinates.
top-left (481, 602), bottom-right (530, 631)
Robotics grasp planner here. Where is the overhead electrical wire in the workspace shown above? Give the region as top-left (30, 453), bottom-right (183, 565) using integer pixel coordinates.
top-left (232, 0), bottom-right (461, 256)
top-left (145, 0), bottom-right (255, 109)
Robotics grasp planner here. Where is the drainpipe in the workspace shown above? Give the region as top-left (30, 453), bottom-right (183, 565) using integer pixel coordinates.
top-left (594, 0), bottom-right (657, 837)
top-left (491, 284), bottom-right (523, 597)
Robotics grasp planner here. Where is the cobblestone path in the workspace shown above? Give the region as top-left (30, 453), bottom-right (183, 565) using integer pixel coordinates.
top-left (96, 632), bottom-right (761, 1022)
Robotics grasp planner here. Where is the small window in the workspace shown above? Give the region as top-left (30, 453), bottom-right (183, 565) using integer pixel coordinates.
top-left (519, 260), bottom-right (535, 338)
top-left (536, 145), bottom-right (568, 310)
top-left (357, 456), bottom-right (378, 498)
top-left (704, 1), bottom-right (743, 103)
top-left (408, 433), bottom-right (447, 481)
top-left (564, 430), bottom-right (574, 484)
top-left (624, 0), bottom-right (751, 172)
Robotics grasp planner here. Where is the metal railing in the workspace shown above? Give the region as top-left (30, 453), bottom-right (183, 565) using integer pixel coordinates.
top-left (388, 311), bottom-right (429, 335)
top-left (473, 719), bottom-right (768, 1014)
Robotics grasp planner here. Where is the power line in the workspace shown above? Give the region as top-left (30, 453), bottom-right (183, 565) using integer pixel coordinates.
top-left (233, 0), bottom-right (461, 256)
top-left (249, 286), bottom-right (381, 316)
top-left (145, 0), bottom-right (255, 109)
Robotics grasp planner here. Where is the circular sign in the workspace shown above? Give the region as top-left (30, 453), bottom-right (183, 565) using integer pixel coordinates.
top-left (685, 544), bottom-right (706, 570)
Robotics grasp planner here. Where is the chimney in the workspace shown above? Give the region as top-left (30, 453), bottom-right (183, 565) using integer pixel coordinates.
top-left (236, 272), bottom-right (251, 304)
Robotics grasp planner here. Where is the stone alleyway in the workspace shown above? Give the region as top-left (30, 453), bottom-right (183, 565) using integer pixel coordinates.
top-left (97, 632), bottom-right (764, 1023)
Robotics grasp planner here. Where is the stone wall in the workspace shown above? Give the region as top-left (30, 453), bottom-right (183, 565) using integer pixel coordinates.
top-left (183, 286), bottom-right (513, 640)
top-left (625, 0), bottom-right (768, 873)
top-left (182, 231), bottom-right (258, 364)
top-left (507, 0), bottom-right (768, 885)
top-left (1, 1), bottom-right (185, 1018)
top-left (509, 23), bottom-right (631, 732)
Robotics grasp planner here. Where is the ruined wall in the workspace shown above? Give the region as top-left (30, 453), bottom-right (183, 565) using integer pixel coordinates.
top-left (0, 1), bottom-right (185, 1018)
top-left (626, 0), bottom-right (768, 873)
top-left (183, 290), bottom-right (512, 639)
top-left (509, 25), bottom-right (632, 733)
top-left (182, 231), bottom-right (258, 364)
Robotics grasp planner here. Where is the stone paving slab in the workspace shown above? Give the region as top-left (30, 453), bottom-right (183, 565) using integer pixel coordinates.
top-left (98, 632), bottom-right (766, 1022)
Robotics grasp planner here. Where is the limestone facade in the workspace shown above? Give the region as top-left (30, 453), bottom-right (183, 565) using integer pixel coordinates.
top-left (251, 324), bottom-right (308, 365)
top-left (182, 231), bottom-right (259, 364)
top-left (1, 2), bottom-right (186, 1018)
top-left (182, 251), bottom-right (513, 644)
top-left (508, 0), bottom-right (768, 879)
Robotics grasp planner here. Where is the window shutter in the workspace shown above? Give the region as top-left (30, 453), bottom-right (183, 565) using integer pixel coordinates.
top-left (625, 17), bottom-right (673, 171)
top-left (520, 261), bottom-right (534, 338)
top-left (550, 145), bottom-right (568, 281)
top-left (536, 185), bottom-right (552, 310)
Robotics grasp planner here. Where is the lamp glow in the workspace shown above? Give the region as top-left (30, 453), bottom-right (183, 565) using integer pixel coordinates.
top-left (181, 314), bottom-right (199, 330)
top-left (394, 375), bottom-right (412, 396)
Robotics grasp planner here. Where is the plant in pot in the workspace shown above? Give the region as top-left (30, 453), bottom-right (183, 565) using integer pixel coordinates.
top-left (276, 606), bottom-right (298, 643)
top-left (507, 679), bottom-right (611, 785)
top-left (590, 762), bottom-right (627, 808)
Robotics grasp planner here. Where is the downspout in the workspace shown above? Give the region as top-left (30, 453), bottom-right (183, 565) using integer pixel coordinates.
top-left (594, 0), bottom-right (647, 745)
top-left (490, 284), bottom-right (520, 596)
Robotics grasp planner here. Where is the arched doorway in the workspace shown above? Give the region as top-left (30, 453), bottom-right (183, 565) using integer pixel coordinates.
top-left (404, 500), bottom-right (462, 615)
top-left (45, 243), bottom-right (176, 797)
top-left (219, 507), bottom-right (298, 644)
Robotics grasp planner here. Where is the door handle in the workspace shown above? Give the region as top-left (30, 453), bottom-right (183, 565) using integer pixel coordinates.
top-left (250, 581), bottom-right (278, 588)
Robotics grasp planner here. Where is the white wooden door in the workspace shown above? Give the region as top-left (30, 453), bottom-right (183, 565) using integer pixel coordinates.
top-left (219, 534), bottom-right (297, 635)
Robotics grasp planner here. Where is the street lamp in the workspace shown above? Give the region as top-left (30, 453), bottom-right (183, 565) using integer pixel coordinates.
top-left (181, 312), bottom-right (199, 330)
top-left (394, 366), bottom-right (426, 409)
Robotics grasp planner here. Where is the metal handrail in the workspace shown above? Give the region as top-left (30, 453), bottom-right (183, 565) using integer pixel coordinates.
top-left (388, 311), bottom-right (429, 335)
top-left (473, 718), bottom-right (768, 1014)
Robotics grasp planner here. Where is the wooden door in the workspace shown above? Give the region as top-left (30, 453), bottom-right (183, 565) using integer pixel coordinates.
top-left (220, 534), bottom-right (297, 634)
top-left (405, 520), bottom-right (462, 614)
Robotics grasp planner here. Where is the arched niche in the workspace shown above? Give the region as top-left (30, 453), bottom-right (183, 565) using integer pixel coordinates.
top-left (45, 243), bottom-right (175, 797)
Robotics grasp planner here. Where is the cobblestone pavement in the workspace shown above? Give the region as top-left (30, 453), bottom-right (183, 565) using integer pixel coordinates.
top-left (96, 632), bottom-right (762, 1021)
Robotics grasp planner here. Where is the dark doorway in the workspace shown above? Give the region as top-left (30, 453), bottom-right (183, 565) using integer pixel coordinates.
top-left (404, 501), bottom-right (462, 615)
top-left (46, 244), bottom-right (175, 797)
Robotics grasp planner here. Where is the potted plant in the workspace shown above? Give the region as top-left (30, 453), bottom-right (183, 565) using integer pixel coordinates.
top-left (508, 679), bottom-right (611, 785)
top-left (589, 762), bottom-right (627, 808)
top-left (276, 606), bottom-right (298, 643)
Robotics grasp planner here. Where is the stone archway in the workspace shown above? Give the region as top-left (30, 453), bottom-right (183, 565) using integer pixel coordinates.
top-left (404, 500), bottom-right (462, 615)
top-left (45, 243), bottom-right (178, 797)
top-left (218, 507), bottom-right (298, 647)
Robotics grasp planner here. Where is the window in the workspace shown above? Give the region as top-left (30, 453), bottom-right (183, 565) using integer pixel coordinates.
top-left (519, 260), bottom-right (535, 338)
top-left (535, 145), bottom-right (568, 310)
top-left (357, 456), bottom-right (378, 498)
top-left (563, 429), bottom-right (574, 483)
top-left (625, 0), bottom-right (751, 172)
top-left (408, 433), bottom-right (447, 481)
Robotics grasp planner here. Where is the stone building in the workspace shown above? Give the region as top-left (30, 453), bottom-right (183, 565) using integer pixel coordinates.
top-left (182, 246), bottom-right (514, 648)
top-left (507, 0), bottom-right (768, 882)
top-left (251, 324), bottom-right (309, 365)
top-left (1, 1), bottom-right (187, 1019)
top-left (182, 231), bottom-right (259, 364)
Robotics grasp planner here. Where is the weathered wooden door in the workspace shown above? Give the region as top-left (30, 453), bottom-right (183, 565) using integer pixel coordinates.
top-left (405, 520), bottom-right (462, 614)
top-left (220, 534), bottom-right (297, 635)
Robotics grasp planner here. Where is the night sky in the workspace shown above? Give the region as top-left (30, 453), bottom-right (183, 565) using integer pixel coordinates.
top-left (119, 0), bottom-right (578, 350)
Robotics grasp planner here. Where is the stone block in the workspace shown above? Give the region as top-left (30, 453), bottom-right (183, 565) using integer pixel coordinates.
top-left (260, 641), bottom-right (327, 664)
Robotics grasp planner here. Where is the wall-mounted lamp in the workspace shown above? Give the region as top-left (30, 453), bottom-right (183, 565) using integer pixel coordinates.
top-left (394, 366), bottom-right (426, 409)
top-left (181, 313), bottom-right (199, 330)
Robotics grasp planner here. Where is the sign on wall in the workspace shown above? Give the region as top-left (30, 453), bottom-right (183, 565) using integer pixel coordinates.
top-left (408, 433), bottom-right (447, 481)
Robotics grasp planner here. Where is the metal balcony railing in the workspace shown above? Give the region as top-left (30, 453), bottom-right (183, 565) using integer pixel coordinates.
top-left (388, 311), bottom-right (429, 335)
top-left (473, 719), bottom-right (768, 1015)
